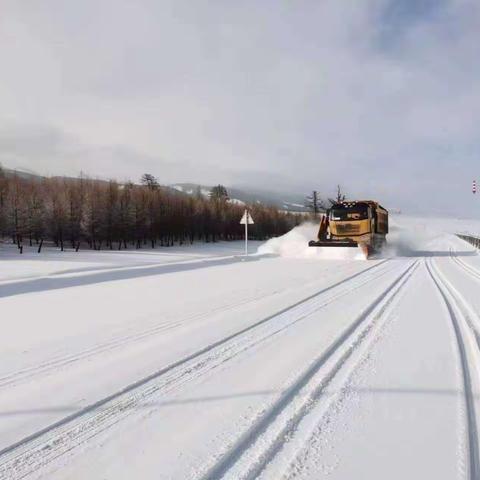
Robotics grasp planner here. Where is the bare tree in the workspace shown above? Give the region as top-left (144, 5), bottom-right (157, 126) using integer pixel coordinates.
top-left (0, 164), bottom-right (8, 239)
top-left (209, 185), bottom-right (229, 202)
top-left (328, 184), bottom-right (346, 205)
top-left (305, 190), bottom-right (325, 217)
top-left (140, 173), bottom-right (159, 190)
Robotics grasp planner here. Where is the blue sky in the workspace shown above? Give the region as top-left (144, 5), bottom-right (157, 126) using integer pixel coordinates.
top-left (0, 0), bottom-right (479, 216)
top-left (382, 0), bottom-right (446, 29)
top-left (376, 0), bottom-right (445, 51)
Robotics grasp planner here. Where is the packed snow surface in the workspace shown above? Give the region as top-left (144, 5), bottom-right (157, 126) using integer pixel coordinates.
top-left (1, 214), bottom-right (480, 479)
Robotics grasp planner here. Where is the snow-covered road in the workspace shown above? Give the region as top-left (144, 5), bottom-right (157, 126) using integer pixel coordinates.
top-left (1, 216), bottom-right (480, 479)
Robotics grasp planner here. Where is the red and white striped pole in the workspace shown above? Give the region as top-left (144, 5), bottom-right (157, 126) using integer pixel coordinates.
top-left (473, 179), bottom-right (477, 195)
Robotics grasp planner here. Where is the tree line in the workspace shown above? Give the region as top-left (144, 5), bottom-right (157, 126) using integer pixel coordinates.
top-left (0, 167), bottom-right (301, 253)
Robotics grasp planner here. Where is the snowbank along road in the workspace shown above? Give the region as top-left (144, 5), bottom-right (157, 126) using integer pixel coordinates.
top-left (1, 215), bottom-right (480, 479)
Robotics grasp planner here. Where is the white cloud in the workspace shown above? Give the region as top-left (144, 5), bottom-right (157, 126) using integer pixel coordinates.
top-left (0, 0), bottom-right (479, 215)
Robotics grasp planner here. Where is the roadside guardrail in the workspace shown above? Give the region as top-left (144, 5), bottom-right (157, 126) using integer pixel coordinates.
top-left (457, 234), bottom-right (480, 249)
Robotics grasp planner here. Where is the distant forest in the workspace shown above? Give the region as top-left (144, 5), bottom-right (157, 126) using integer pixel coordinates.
top-left (0, 167), bottom-right (301, 253)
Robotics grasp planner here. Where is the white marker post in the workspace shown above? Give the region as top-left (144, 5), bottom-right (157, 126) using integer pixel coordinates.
top-left (240, 209), bottom-right (254, 255)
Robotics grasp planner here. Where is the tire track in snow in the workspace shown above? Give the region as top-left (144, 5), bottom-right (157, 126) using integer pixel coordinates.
top-left (0, 260), bottom-right (396, 479)
top-left (427, 259), bottom-right (480, 480)
top-left (446, 251), bottom-right (480, 349)
top-left (449, 250), bottom-right (480, 282)
top-left (0, 289), bottom-right (282, 390)
top-left (0, 262), bottom-right (372, 390)
top-left (199, 260), bottom-right (419, 480)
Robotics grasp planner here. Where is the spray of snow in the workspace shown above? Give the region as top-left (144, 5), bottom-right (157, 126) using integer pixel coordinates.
top-left (258, 214), bottom-right (461, 261)
top-left (380, 216), bottom-right (446, 258)
top-left (257, 222), bottom-right (365, 260)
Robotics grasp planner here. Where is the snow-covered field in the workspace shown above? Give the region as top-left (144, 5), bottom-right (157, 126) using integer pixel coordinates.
top-left (1, 214), bottom-right (480, 479)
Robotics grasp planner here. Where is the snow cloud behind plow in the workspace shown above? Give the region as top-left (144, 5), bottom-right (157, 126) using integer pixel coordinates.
top-left (381, 216), bottom-right (455, 258)
top-left (257, 214), bottom-right (475, 260)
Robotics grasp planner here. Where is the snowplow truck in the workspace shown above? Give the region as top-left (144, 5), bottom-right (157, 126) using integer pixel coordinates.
top-left (309, 200), bottom-right (388, 258)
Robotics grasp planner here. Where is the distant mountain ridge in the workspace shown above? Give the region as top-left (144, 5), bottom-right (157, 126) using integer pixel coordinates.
top-left (171, 183), bottom-right (309, 213)
top-left (0, 167), bottom-right (309, 213)
top-left (2, 167), bottom-right (44, 181)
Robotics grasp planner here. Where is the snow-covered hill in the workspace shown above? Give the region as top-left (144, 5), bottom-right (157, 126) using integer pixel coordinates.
top-left (171, 182), bottom-right (309, 212)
